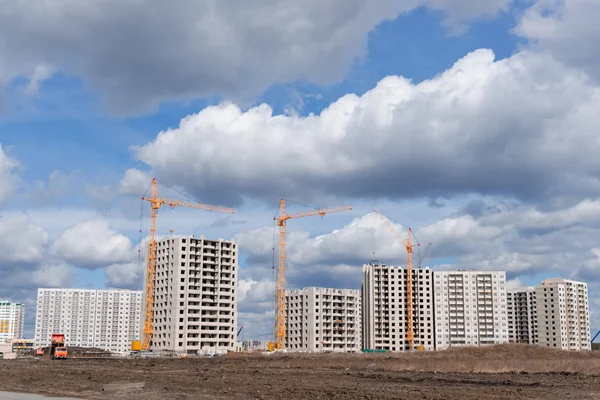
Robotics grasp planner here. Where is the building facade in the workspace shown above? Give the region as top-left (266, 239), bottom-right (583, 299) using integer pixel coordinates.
top-left (0, 299), bottom-right (24, 342)
top-left (535, 279), bottom-right (590, 350)
top-left (507, 287), bottom-right (537, 344)
top-left (362, 261), bottom-right (434, 352)
top-left (286, 287), bottom-right (361, 353)
top-left (34, 289), bottom-right (142, 353)
top-left (433, 271), bottom-right (508, 349)
top-left (150, 235), bottom-right (238, 355)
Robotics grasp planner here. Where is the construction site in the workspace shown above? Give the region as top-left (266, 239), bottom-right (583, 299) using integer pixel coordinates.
top-left (1, 179), bottom-right (594, 399)
top-left (1, 345), bottom-right (600, 399)
top-left (1, 160), bottom-right (589, 400)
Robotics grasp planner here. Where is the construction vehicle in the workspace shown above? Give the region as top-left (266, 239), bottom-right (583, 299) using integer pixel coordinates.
top-left (35, 347), bottom-right (44, 357)
top-left (273, 199), bottom-right (352, 351)
top-left (140, 178), bottom-right (234, 351)
top-left (131, 340), bottom-right (142, 352)
top-left (50, 334), bottom-right (67, 360)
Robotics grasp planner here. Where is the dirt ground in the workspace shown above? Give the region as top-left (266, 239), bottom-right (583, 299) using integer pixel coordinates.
top-left (1, 346), bottom-right (600, 399)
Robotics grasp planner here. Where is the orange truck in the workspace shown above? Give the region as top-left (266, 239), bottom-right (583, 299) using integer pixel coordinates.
top-left (50, 334), bottom-right (67, 360)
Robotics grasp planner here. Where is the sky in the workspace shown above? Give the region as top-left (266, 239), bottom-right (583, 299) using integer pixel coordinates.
top-left (1, 0), bottom-right (600, 341)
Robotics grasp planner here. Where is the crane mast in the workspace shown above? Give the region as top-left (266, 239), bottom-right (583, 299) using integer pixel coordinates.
top-left (141, 178), bottom-right (234, 351)
top-left (373, 210), bottom-right (419, 351)
top-left (405, 228), bottom-right (416, 351)
top-left (274, 199), bottom-right (352, 350)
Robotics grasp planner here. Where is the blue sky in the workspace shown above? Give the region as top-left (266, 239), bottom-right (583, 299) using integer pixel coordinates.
top-left (1, 0), bottom-right (600, 339)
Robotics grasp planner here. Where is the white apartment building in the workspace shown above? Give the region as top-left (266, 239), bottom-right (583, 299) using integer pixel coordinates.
top-left (434, 271), bottom-right (508, 349)
top-left (535, 278), bottom-right (590, 350)
top-left (151, 235), bottom-right (238, 355)
top-left (34, 289), bottom-right (142, 353)
top-left (286, 287), bottom-right (361, 353)
top-left (0, 299), bottom-right (24, 342)
top-left (362, 261), bottom-right (435, 352)
top-left (507, 287), bottom-right (537, 344)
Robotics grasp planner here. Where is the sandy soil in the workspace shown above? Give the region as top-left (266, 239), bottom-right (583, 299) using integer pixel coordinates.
top-left (1, 346), bottom-right (600, 400)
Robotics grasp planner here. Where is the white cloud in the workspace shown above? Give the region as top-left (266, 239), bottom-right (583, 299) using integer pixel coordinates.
top-left (30, 170), bottom-right (70, 204)
top-left (24, 64), bottom-right (53, 94)
top-left (105, 262), bottom-right (140, 288)
top-left (515, 0), bottom-right (600, 81)
top-left (233, 200), bottom-right (600, 332)
top-left (506, 277), bottom-right (526, 291)
top-left (0, 144), bottom-right (21, 206)
top-left (0, 0), bottom-right (512, 113)
top-left (426, 0), bottom-right (512, 31)
top-left (118, 168), bottom-right (152, 196)
top-left (0, 215), bottom-right (48, 264)
top-left (237, 277), bottom-right (276, 339)
top-left (133, 49), bottom-right (600, 206)
top-left (51, 219), bottom-right (134, 269)
top-left (234, 212), bottom-right (406, 267)
top-left (238, 277), bottom-right (274, 305)
top-left (30, 264), bottom-right (75, 288)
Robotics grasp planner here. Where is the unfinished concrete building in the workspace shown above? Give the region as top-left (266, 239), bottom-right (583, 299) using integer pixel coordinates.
top-left (433, 271), bottom-right (508, 349)
top-left (362, 261), bottom-right (434, 351)
top-left (536, 278), bottom-right (590, 350)
top-left (285, 287), bottom-right (361, 353)
top-left (151, 235), bottom-right (238, 355)
top-left (507, 287), bottom-right (537, 344)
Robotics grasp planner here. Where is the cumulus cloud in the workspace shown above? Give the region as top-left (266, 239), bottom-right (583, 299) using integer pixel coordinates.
top-left (105, 262), bottom-right (141, 288)
top-left (23, 64), bottom-right (53, 95)
top-left (30, 170), bottom-right (70, 205)
top-left (232, 201), bottom-right (600, 333)
top-left (237, 277), bottom-right (276, 339)
top-left (237, 200), bottom-right (600, 284)
top-left (0, 0), bottom-right (513, 113)
top-left (118, 168), bottom-right (152, 196)
top-left (0, 145), bottom-right (21, 206)
top-left (51, 219), bottom-right (134, 269)
top-left (515, 0), bottom-right (600, 81)
top-left (133, 49), bottom-right (600, 206)
top-left (234, 213), bottom-right (405, 267)
top-left (426, 0), bottom-right (513, 31)
top-left (30, 264), bottom-right (75, 288)
top-left (0, 215), bottom-right (48, 264)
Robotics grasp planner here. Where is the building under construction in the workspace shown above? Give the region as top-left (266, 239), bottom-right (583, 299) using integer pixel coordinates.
top-left (362, 261), bottom-right (434, 351)
top-left (285, 287), bottom-right (361, 353)
top-left (150, 235), bottom-right (238, 355)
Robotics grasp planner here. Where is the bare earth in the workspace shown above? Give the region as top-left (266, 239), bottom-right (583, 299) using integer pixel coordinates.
top-left (1, 346), bottom-right (600, 400)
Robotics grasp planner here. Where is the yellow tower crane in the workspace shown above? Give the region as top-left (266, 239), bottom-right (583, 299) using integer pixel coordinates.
top-left (373, 210), bottom-right (419, 351)
top-left (140, 178), bottom-right (234, 351)
top-left (273, 199), bottom-right (352, 350)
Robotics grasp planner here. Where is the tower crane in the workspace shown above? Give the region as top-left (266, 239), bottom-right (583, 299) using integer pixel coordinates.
top-left (373, 210), bottom-right (420, 351)
top-left (273, 199), bottom-right (352, 350)
top-left (140, 178), bottom-right (234, 350)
